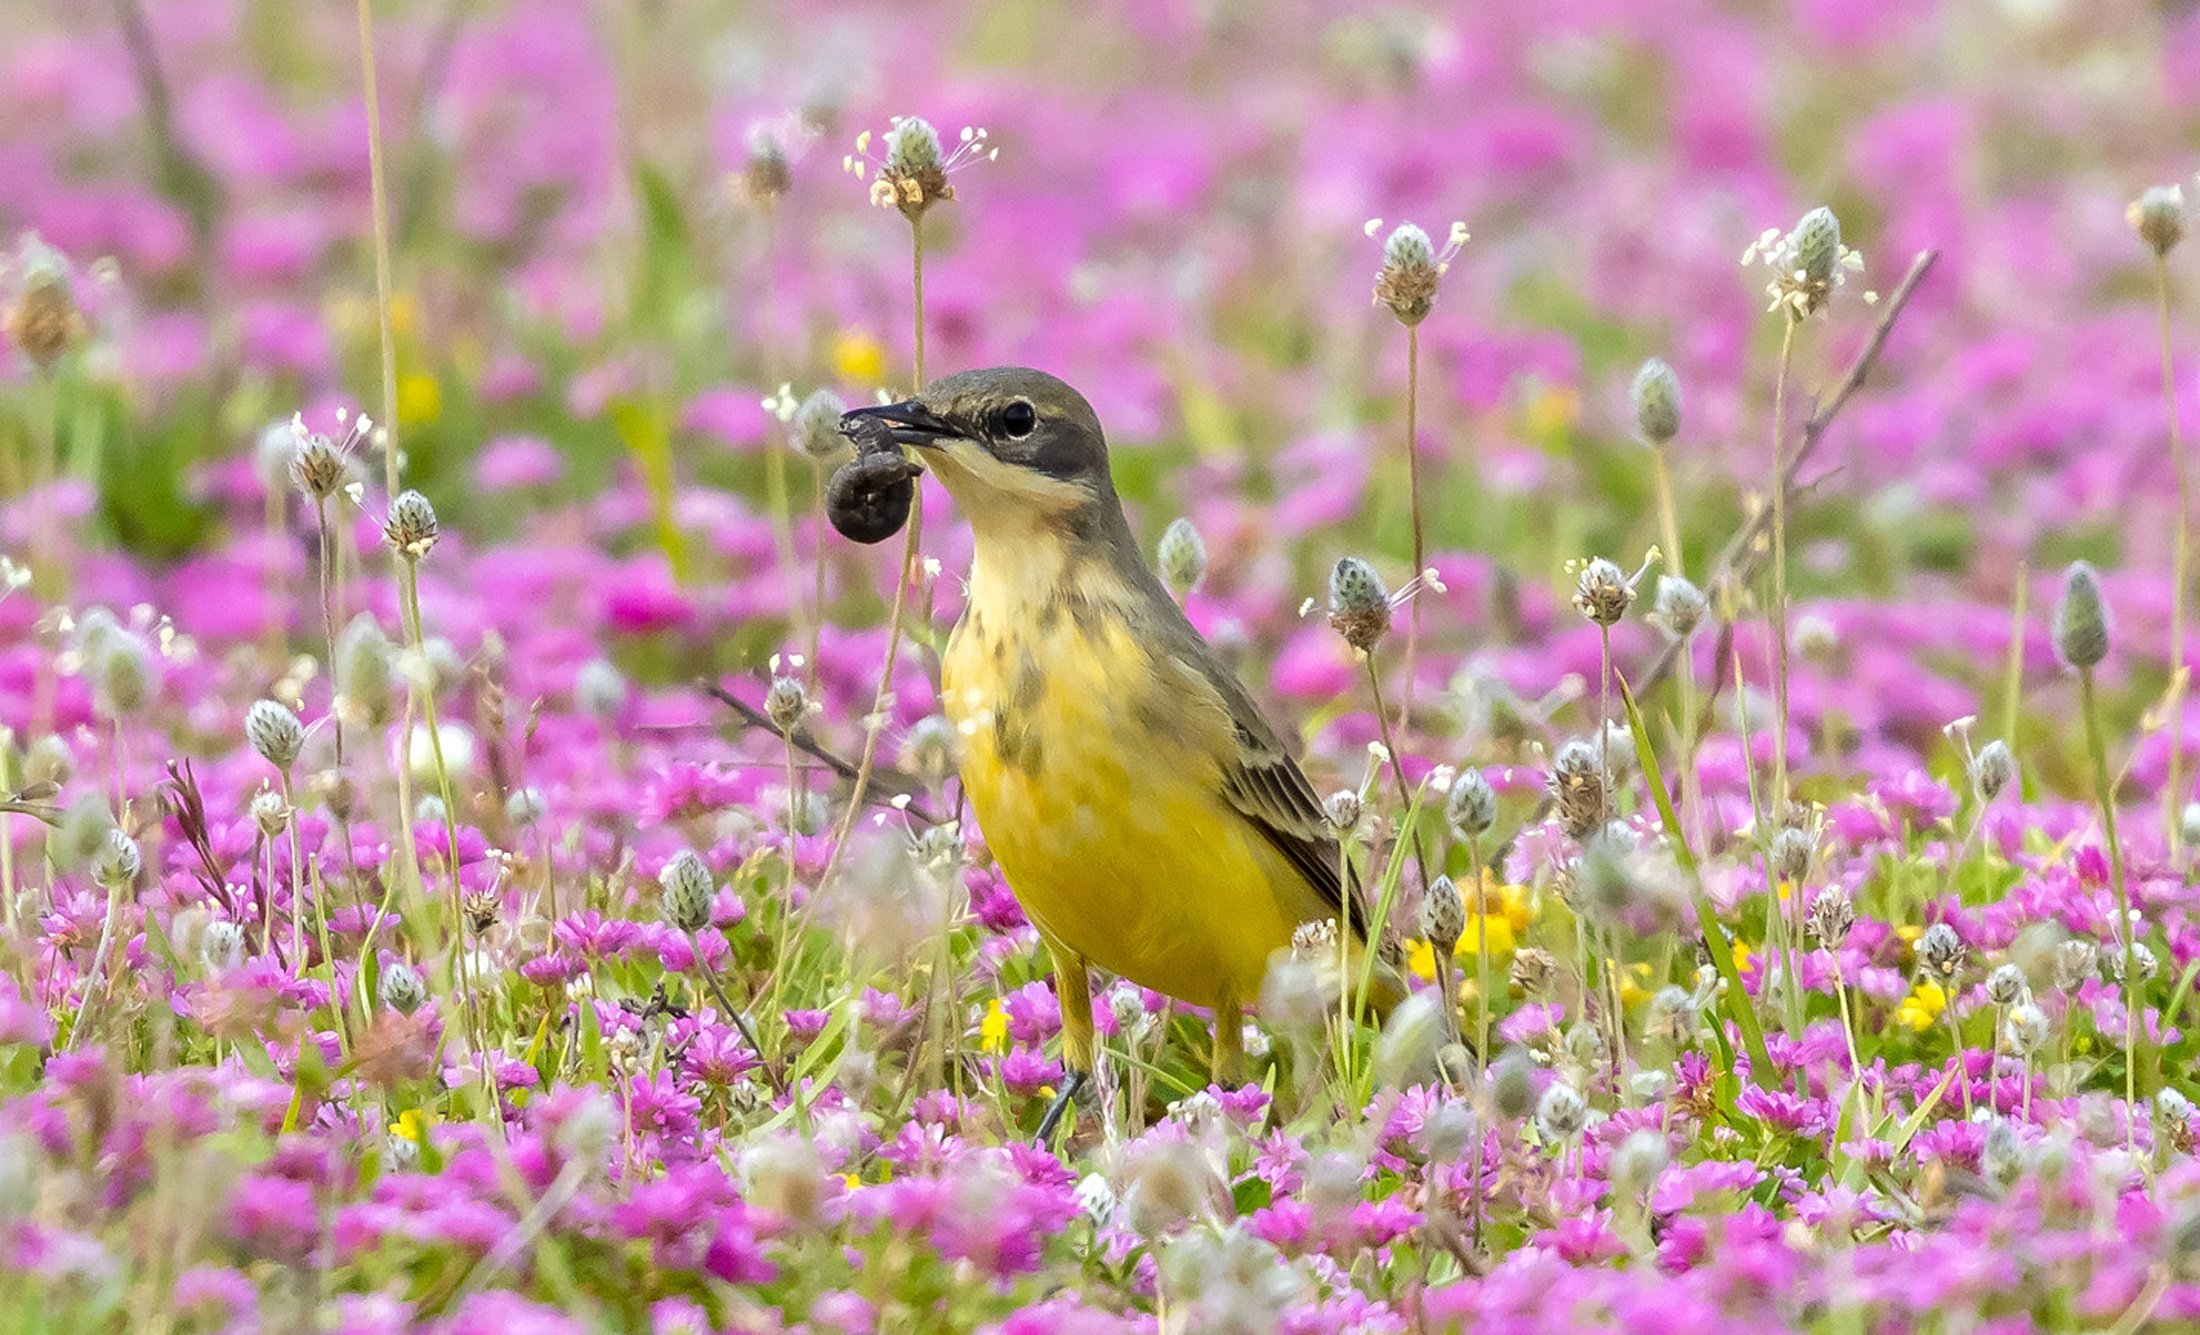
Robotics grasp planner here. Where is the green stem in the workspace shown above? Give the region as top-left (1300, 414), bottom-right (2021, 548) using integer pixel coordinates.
top-left (2080, 668), bottom-right (2147, 1150)
top-left (2157, 254), bottom-right (2190, 855)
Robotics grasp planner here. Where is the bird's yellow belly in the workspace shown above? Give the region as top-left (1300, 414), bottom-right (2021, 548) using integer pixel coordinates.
top-left (942, 615), bottom-right (1312, 1008)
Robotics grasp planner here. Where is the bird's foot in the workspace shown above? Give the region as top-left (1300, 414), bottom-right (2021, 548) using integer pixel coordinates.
top-left (1034, 1067), bottom-right (1090, 1146)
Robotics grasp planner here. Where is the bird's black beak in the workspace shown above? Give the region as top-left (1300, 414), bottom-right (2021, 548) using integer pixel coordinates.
top-left (840, 399), bottom-right (957, 449)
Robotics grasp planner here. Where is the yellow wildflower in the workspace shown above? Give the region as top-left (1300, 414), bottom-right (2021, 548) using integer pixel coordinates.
top-left (1895, 980), bottom-right (1947, 1032)
top-left (979, 997), bottom-right (1009, 1054)
top-left (397, 372), bottom-right (442, 428)
top-left (834, 330), bottom-right (886, 384)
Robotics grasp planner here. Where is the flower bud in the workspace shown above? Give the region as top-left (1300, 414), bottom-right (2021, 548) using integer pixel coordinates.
top-left (743, 129), bottom-right (793, 207)
top-left (1769, 826), bottom-right (1816, 884)
top-left (2004, 1002), bottom-right (2049, 1054)
top-left (1157, 517), bottom-right (1208, 594)
top-left (1971, 739), bottom-right (2016, 803)
top-left (1808, 888), bottom-right (1855, 947)
top-left (90, 827), bottom-right (140, 891)
top-left (1446, 770), bottom-right (1496, 839)
top-left (899, 715), bottom-right (958, 790)
top-left (336, 616), bottom-right (395, 726)
top-left (384, 490), bottom-right (441, 560)
top-left (90, 634), bottom-right (152, 715)
top-left (4, 242), bottom-right (85, 371)
top-left (1793, 206), bottom-right (1841, 285)
top-left (1985, 963), bottom-right (2030, 1008)
top-left (1645, 985), bottom-right (1696, 1046)
top-left (1630, 358), bottom-right (1681, 445)
top-left (290, 422), bottom-right (354, 500)
top-left (792, 389), bottom-right (850, 461)
top-left (1373, 223), bottom-right (1443, 325)
top-left (765, 675), bottom-right (809, 733)
top-left (379, 960), bottom-right (428, 1015)
top-left (1419, 874), bottom-right (1464, 949)
top-left (245, 699), bottom-right (305, 771)
top-left (1323, 789), bottom-right (1364, 834)
top-left (1571, 558), bottom-right (1635, 626)
top-left (1510, 946), bottom-right (1557, 995)
top-left (1546, 740), bottom-right (1608, 840)
top-left (1490, 1049), bottom-right (1537, 1121)
top-left (660, 849), bottom-right (716, 933)
top-left (2052, 939), bottom-right (2098, 991)
top-left (1917, 923), bottom-right (1967, 980)
top-left (740, 1134), bottom-right (826, 1228)
top-left (2129, 185), bottom-right (2186, 258)
top-left (201, 919), bottom-right (246, 973)
top-left (250, 788), bottom-right (289, 838)
top-left (1327, 557), bottom-right (1391, 653)
top-left (1649, 575), bottom-right (1708, 642)
top-left (505, 787), bottom-right (546, 827)
top-left (2052, 561), bottom-right (2110, 670)
top-left (1534, 1081), bottom-right (1588, 1141)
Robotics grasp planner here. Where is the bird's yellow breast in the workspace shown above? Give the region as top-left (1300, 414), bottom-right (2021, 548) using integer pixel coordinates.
top-left (941, 561), bottom-right (1319, 1008)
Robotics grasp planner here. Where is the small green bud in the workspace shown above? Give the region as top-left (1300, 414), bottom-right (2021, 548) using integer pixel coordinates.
top-left (2052, 561), bottom-right (2111, 670)
top-left (1418, 874), bottom-right (1463, 949)
top-left (1446, 770), bottom-right (1497, 839)
top-left (1630, 358), bottom-right (1681, 445)
top-left (1793, 206), bottom-right (1841, 285)
top-left (1327, 557), bottom-right (1391, 652)
top-left (245, 699), bottom-right (305, 771)
top-left (379, 960), bottom-right (428, 1015)
top-left (384, 490), bottom-right (440, 560)
top-left (660, 850), bottom-right (716, 933)
top-left (792, 389), bottom-right (850, 461)
top-left (2130, 185), bottom-right (2186, 258)
top-left (1157, 517), bottom-right (1208, 594)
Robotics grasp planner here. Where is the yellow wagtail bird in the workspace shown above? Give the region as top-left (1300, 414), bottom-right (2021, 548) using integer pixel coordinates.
top-left (844, 367), bottom-right (1398, 1139)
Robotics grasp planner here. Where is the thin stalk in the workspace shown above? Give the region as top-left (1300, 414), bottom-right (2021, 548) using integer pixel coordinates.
top-left (1471, 843), bottom-right (1490, 1062)
top-left (2000, 562), bottom-right (2027, 744)
top-left (356, 0), bottom-right (399, 498)
top-left (399, 561), bottom-right (476, 1061)
top-left (809, 458), bottom-right (830, 685)
top-left (1402, 323), bottom-right (1424, 727)
top-left (1364, 658), bottom-right (1431, 892)
top-left (2157, 254), bottom-right (2190, 855)
top-left (1653, 446), bottom-right (1703, 841)
top-left (2079, 668), bottom-right (2147, 1150)
top-left (280, 771), bottom-right (305, 965)
top-left (1943, 988), bottom-right (1972, 1118)
top-left (1768, 319), bottom-right (1798, 805)
top-left (67, 877), bottom-right (126, 1048)
top-left (819, 213), bottom-right (930, 895)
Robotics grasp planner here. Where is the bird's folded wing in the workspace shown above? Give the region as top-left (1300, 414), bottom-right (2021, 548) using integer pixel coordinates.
top-left (1165, 650), bottom-right (1371, 943)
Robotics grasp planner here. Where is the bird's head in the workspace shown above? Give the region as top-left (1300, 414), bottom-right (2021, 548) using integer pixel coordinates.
top-left (841, 367), bottom-right (1116, 533)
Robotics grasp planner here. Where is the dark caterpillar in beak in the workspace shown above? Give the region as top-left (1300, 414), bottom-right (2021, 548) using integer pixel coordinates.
top-left (827, 416), bottom-right (919, 544)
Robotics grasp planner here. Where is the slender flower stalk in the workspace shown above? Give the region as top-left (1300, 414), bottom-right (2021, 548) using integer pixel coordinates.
top-left (2059, 561), bottom-right (2147, 1146)
top-left (2131, 187), bottom-right (2191, 851)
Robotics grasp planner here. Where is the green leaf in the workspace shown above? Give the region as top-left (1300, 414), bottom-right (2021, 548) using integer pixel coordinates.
top-left (1618, 669), bottom-right (1778, 1089)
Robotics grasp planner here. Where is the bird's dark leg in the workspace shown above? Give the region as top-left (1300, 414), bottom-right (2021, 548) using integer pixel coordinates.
top-left (1037, 943), bottom-right (1095, 1146)
top-left (1034, 1066), bottom-right (1088, 1145)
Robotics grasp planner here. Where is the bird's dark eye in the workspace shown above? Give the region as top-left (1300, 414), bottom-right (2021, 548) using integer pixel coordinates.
top-left (999, 400), bottom-right (1037, 439)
